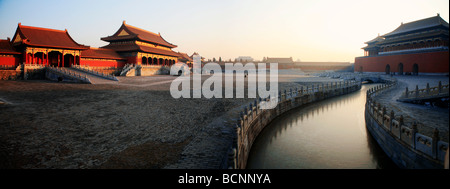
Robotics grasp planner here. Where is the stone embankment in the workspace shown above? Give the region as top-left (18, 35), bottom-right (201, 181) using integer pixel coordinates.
top-left (365, 81), bottom-right (448, 168)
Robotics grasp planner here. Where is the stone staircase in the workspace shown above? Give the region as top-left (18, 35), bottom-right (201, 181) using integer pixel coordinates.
top-left (120, 64), bottom-right (134, 76)
top-left (45, 66), bottom-right (91, 83)
top-left (70, 65), bottom-right (119, 81)
top-left (62, 67), bottom-right (119, 84)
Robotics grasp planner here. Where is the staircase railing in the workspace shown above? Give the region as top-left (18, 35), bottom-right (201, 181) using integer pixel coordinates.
top-left (45, 66), bottom-right (91, 83)
top-left (71, 65), bottom-right (118, 81)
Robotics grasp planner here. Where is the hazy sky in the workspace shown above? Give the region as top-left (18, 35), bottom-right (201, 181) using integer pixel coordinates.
top-left (0, 0), bottom-right (448, 62)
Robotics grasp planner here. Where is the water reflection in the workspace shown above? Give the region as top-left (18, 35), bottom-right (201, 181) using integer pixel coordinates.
top-left (246, 84), bottom-right (398, 169)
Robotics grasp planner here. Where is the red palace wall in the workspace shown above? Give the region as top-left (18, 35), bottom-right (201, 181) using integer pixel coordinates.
top-left (354, 51), bottom-right (449, 74)
top-left (80, 59), bottom-right (125, 68)
top-left (0, 55), bottom-right (21, 67)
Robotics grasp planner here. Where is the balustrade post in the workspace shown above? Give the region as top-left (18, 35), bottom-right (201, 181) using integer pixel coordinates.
top-left (426, 83), bottom-right (430, 95)
top-left (415, 85), bottom-right (419, 98)
top-left (254, 99), bottom-right (258, 115)
top-left (412, 122), bottom-right (418, 149)
top-left (390, 110), bottom-right (395, 131)
top-left (377, 103), bottom-right (381, 115)
top-left (405, 87), bottom-right (409, 98)
top-left (438, 81), bottom-right (442, 93)
top-left (399, 115), bottom-right (404, 127)
top-left (432, 128), bottom-right (440, 159)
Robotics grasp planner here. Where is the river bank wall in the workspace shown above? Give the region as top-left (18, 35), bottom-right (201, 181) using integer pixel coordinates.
top-left (365, 81), bottom-right (448, 169)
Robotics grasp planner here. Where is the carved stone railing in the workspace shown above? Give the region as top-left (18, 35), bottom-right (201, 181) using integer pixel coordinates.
top-left (45, 66), bottom-right (91, 83)
top-left (120, 63), bottom-right (134, 76)
top-left (71, 64), bottom-right (118, 81)
top-left (398, 81), bottom-right (449, 102)
top-left (227, 80), bottom-right (362, 169)
top-left (366, 81), bottom-right (448, 168)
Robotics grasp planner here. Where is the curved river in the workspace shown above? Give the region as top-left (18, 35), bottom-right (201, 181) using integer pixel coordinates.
top-left (246, 84), bottom-right (398, 169)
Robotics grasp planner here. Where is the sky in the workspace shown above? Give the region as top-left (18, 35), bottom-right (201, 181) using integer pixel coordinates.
top-left (0, 0), bottom-right (448, 62)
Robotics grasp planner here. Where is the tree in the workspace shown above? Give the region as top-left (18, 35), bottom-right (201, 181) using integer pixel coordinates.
top-left (219, 57), bottom-right (222, 63)
top-left (213, 57), bottom-right (216, 62)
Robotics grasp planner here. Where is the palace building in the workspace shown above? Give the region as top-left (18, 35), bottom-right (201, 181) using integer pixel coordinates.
top-left (0, 21), bottom-right (192, 79)
top-left (100, 21), bottom-right (180, 67)
top-left (355, 14), bottom-right (449, 75)
top-left (8, 23), bottom-right (90, 67)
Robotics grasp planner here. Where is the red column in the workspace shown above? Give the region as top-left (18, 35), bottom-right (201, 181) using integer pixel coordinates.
top-left (41, 53), bottom-right (44, 65)
top-left (32, 53), bottom-right (35, 64)
top-left (62, 54), bottom-right (65, 67)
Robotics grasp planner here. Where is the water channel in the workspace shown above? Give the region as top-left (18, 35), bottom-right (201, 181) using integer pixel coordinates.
top-left (246, 84), bottom-right (398, 169)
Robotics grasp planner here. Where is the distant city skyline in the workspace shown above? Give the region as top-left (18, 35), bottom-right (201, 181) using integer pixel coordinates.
top-left (0, 0), bottom-right (448, 62)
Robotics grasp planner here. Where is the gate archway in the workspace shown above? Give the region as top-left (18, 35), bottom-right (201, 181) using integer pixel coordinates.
top-left (385, 64), bottom-right (390, 75)
top-left (398, 63), bottom-right (403, 75)
top-left (413, 64), bottom-right (419, 76)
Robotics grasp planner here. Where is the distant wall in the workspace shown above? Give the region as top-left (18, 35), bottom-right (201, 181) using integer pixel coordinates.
top-left (276, 62), bottom-right (353, 72)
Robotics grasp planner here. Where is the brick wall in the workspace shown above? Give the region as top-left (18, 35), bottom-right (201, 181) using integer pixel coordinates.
top-left (355, 51), bottom-right (449, 74)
